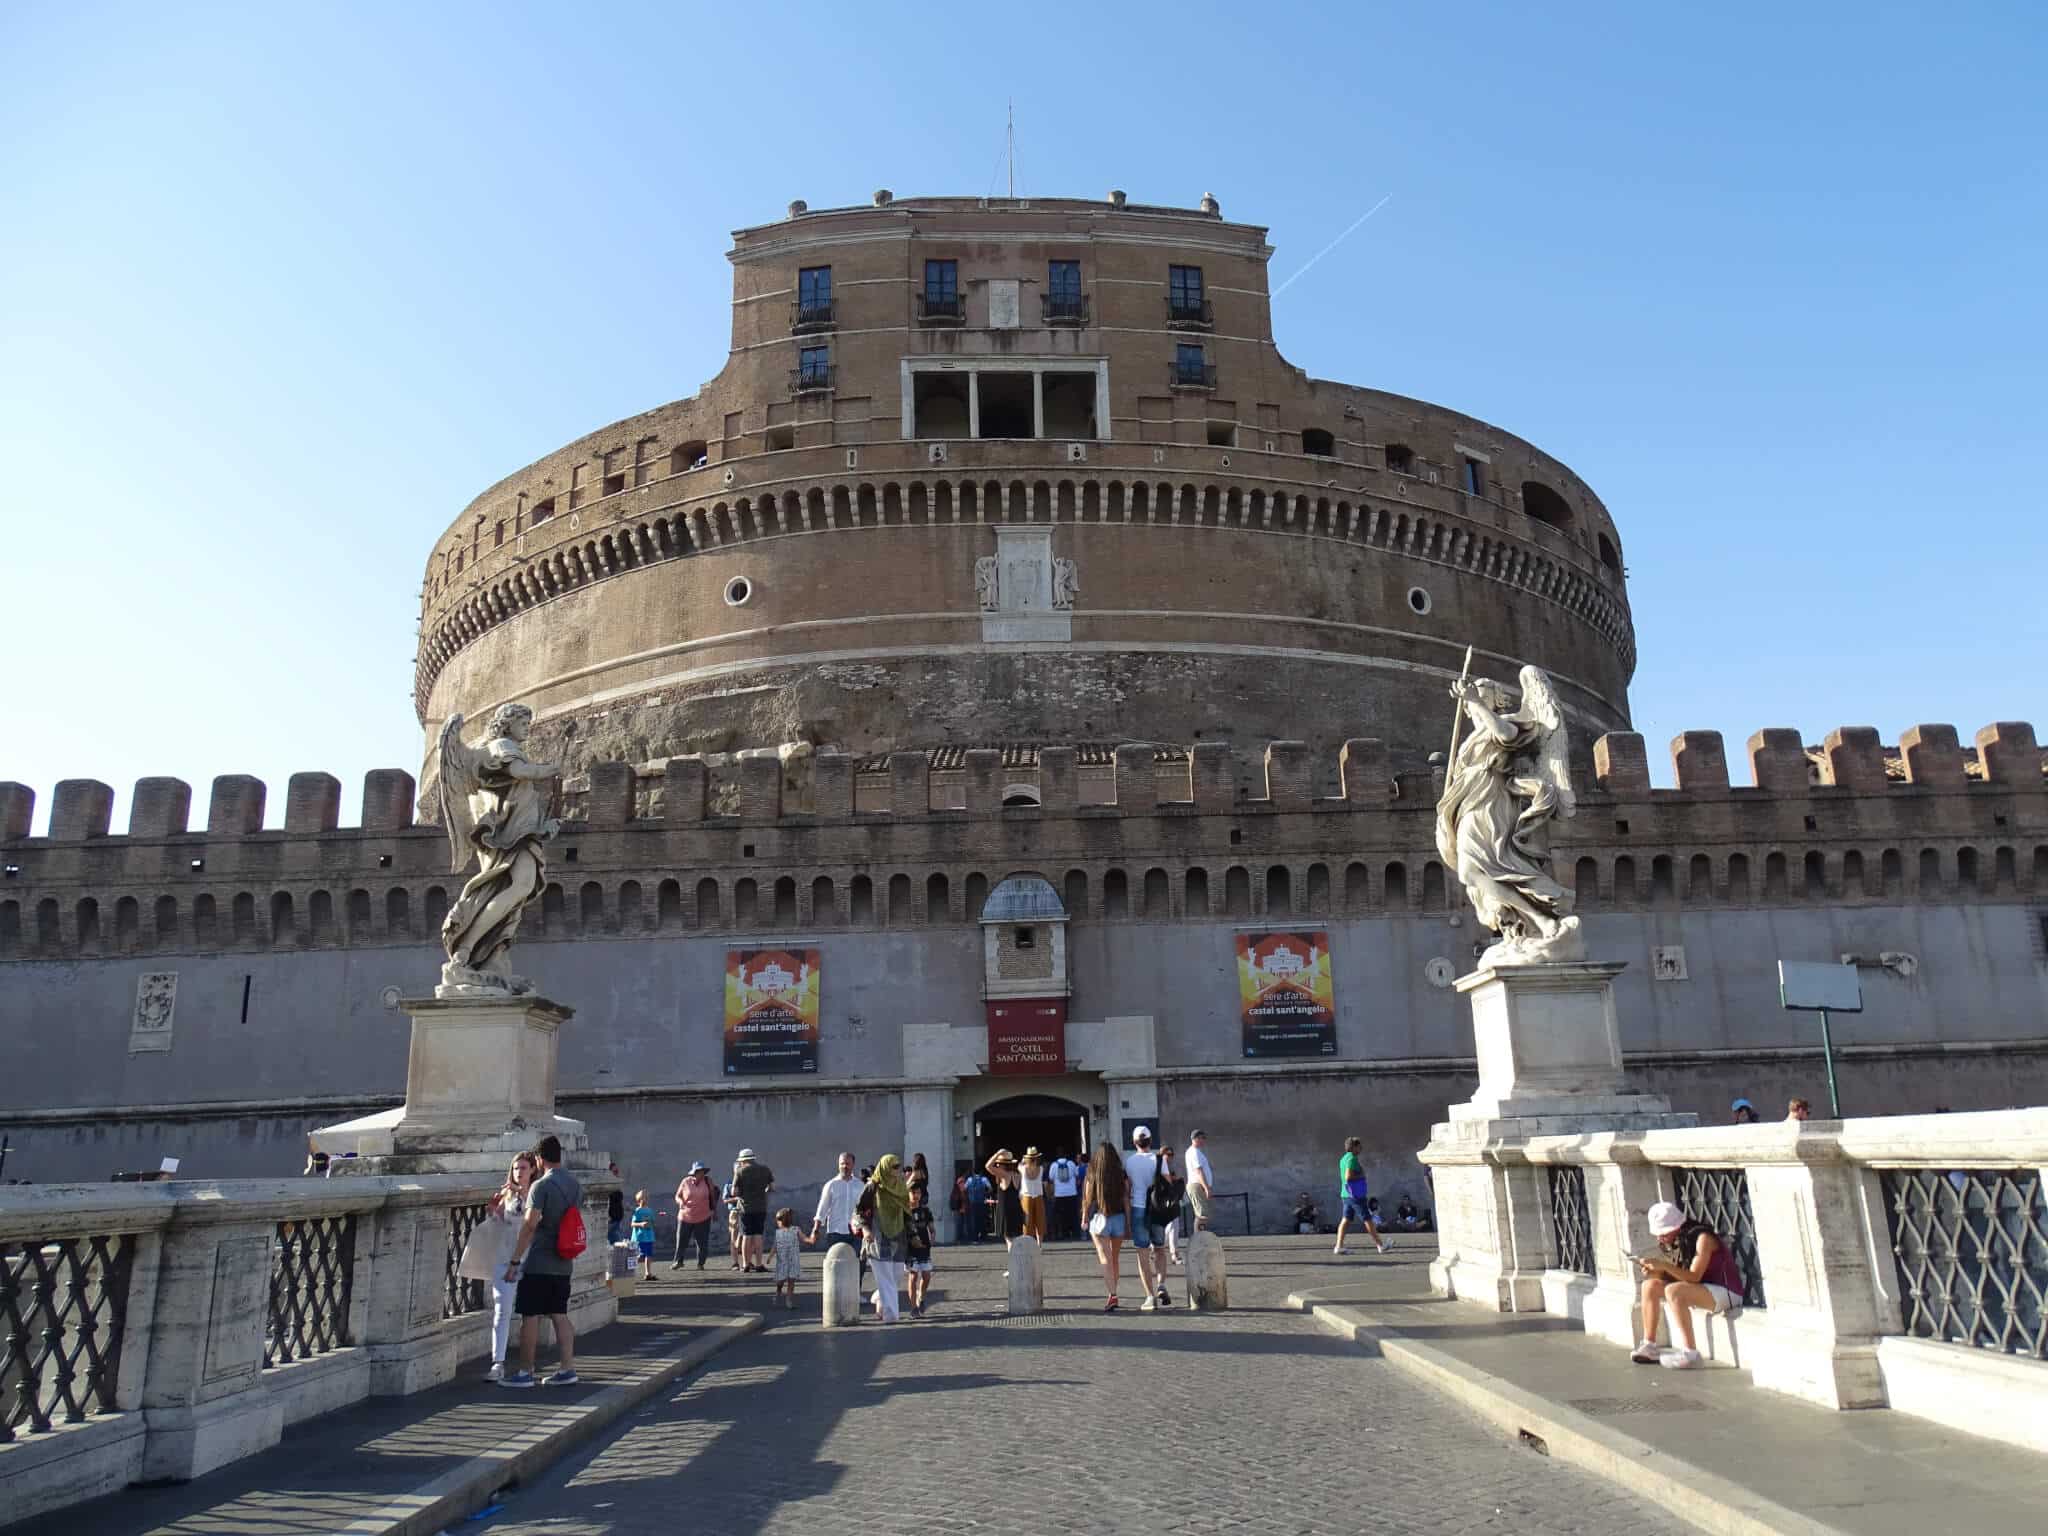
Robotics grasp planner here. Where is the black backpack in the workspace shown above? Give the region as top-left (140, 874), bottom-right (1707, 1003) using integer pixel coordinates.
top-left (1148, 1163), bottom-right (1183, 1224)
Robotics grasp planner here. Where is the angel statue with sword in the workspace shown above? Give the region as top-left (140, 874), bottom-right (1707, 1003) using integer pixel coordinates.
top-left (1434, 661), bottom-right (1584, 967)
top-left (433, 703), bottom-right (562, 997)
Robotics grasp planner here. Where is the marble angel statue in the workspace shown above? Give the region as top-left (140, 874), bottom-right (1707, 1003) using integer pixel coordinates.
top-left (434, 703), bottom-right (562, 996)
top-left (1434, 663), bottom-right (1583, 966)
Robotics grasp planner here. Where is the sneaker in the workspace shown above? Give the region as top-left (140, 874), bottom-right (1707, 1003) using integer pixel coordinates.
top-left (496, 1370), bottom-right (537, 1389)
top-left (669, 1262), bottom-right (683, 1271)
top-left (1658, 1348), bottom-right (1704, 1371)
top-left (1331, 1246), bottom-right (1347, 1257)
top-left (1156, 1287), bottom-right (1173, 1308)
top-left (1105, 1297), bottom-right (1119, 1312)
top-left (1140, 1296), bottom-right (1157, 1311)
top-left (543, 1369), bottom-right (581, 1386)
top-left (486, 1361), bottom-right (504, 1381)
top-left (1629, 1341), bottom-right (1662, 1365)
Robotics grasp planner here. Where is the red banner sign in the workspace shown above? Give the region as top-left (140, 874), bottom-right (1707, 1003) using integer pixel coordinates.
top-left (986, 999), bottom-right (1067, 1075)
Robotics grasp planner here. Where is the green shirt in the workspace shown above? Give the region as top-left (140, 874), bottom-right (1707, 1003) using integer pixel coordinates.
top-left (1339, 1152), bottom-right (1366, 1196)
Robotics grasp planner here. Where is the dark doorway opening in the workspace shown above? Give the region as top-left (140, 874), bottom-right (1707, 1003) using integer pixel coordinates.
top-left (971, 1092), bottom-right (1090, 1174)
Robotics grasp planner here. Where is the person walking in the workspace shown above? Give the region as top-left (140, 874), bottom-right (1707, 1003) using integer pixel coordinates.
top-left (1184, 1130), bottom-right (1215, 1233)
top-left (671, 1161), bottom-right (716, 1270)
top-left (856, 1154), bottom-right (912, 1323)
top-left (1080, 1140), bottom-right (1130, 1311)
top-left (723, 1168), bottom-right (745, 1269)
top-left (1333, 1135), bottom-right (1389, 1256)
top-left (459, 1150), bottom-right (533, 1380)
top-left (498, 1134), bottom-right (581, 1388)
top-left (771, 1207), bottom-right (810, 1309)
top-left (1123, 1126), bottom-right (1174, 1310)
top-left (984, 1148), bottom-right (1026, 1251)
top-left (908, 1151), bottom-right (932, 1196)
top-left (811, 1151), bottom-right (863, 1260)
top-left (963, 1166), bottom-right (992, 1243)
top-left (1157, 1145), bottom-right (1187, 1266)
top-left (630, 1189), bottom-right (657, 1281)
top-left (1016, 1147), bottom-right (1049, 1241)
top-left (1049, 1150), bottom-right (1082, 1240)
top-left (904, 1180), bottom-right (937, 1316)
top-left (733, 1149), bottom-right (776, 1272)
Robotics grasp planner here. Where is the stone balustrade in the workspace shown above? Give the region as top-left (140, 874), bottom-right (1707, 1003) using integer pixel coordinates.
top-left (0, 1173), bottom-right (617, 1525)
top-left (1421, 1108), bottom-right (2048, 1453)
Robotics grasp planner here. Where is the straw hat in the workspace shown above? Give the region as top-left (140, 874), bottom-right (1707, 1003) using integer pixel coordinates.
top-left (991, 1148), bottom-right (1018, 1166)
top-left (1021, 1146), bottom-right (1044, 1162)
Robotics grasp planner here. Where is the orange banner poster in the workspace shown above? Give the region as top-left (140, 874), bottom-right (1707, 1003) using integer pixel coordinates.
top-left (724, 949), bottom-right (820, 1075)
top-left (1236, 930), bottom-right (1337, 1058)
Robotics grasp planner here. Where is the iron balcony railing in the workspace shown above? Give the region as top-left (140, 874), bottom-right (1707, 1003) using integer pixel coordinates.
top-left (789, 364), bottom-right (836, 394)
top-left (917, 292), bottom-right (965, 324)
top-left (1166, 296), bottom-right (1214, 328)
top-left (790, 299), bottom-right (835, 333)
top-left (1168, 361), bottom-right (1218, 391)
top-left (1041, 291), bottom-right (1090, 325)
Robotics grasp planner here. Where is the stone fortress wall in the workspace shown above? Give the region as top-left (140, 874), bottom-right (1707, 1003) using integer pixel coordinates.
top-left (3, 723), bottom-right (2043, 1221)
top-left (411, 194), bottom-right (1634, 782)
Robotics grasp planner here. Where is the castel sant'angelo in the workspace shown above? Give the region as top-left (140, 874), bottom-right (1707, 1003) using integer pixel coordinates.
top-left (3, 193), bottom-right (2043, 1218)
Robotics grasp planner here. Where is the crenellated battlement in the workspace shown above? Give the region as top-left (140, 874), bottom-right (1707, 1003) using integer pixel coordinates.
top-left (1, 725), bottom-right (2041, 962)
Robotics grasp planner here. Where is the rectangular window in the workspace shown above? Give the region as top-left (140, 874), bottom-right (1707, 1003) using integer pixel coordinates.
top-left (797, 265), bottom-right (831, 320)
top-left (1174, 343), bottom-right (1207, 384)
top-left (493, 520), bottom-right (504, 547)
top-left (1463, 457), bottom-right (1485, 496)
top-left (924, 259), bottom-right (958, 303)
top-left (1048, 260), bottom-right (1080, 301)
top-left (798, 345), bottom-right (830, 386)
top-left (1169, 264), bottom-right (1205, 322)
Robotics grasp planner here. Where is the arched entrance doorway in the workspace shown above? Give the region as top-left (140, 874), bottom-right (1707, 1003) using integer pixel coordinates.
top-left (972, 1093), bottom-right (1090, 1174)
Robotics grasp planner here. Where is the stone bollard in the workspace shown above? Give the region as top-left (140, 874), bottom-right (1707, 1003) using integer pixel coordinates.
top-left (823, 1242), bottom-right (861, 1326)
top-left (1006, 1235), bottom-right (1044, 1314)
top-left (1187, 1229), bottom-right (1228, 1311)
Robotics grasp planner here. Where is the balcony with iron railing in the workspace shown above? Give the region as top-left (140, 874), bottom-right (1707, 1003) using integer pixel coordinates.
top-left (790, 299), bottom-right (835, 334)
top-left (917, 292), bottom-right (965, 325)
top-left (1168, 360), bottom-right (1218, 392)
top-left (790, 364), bottom-right (836, 395)
top-left (1166, 296), bottom-right (1214, 329)
top-left (1041, 291), bottom-right (1090, 326)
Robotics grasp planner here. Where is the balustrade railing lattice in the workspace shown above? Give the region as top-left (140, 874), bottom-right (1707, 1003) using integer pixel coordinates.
top-left (0, 1233), bottom-right (133, 1440)
top-left (444, 1202), bottom-right (492, 1320)
top-left (264, 1214), bottom-right (356, 1367)
top-left (1880, 1168), bottom-right (2047, 1359)
top-left (1546, 1165), bottom-right (1595, 1276)
top-left (1669, 1166), bottom-right (1766, 1308)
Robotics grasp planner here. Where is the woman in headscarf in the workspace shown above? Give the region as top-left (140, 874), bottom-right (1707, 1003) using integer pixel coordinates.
top-left (856, 1153), bottom-right (911, 1323)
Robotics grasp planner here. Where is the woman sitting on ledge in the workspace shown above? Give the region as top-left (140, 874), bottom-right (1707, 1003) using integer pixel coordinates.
top-left (1631, 1199), bottom-right (1745, 1370)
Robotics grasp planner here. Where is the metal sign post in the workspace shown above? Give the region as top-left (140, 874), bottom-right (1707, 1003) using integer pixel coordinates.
top-left (1777, 961), bottom-right (1863, 1117)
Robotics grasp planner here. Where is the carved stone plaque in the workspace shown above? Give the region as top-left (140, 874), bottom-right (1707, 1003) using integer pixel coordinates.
top-left (204, 1235), bottom-right (273, 1382)
top-left (988, 279), bottom-right (1019, 330)
top-left (130, 971), bottom-right (178, 1053)
top-left (1651, 946), bottom-right (1688, 982)
top-left (981, 527), bottom-right (1071, 643)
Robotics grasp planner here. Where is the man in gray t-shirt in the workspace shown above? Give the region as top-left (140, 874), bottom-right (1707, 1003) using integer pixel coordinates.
top-left (501, 1135), bottom-right (585, 1388)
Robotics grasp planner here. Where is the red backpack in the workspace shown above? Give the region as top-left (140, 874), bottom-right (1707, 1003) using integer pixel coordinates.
top-left (556, 1202), bottom-right (588, 1260)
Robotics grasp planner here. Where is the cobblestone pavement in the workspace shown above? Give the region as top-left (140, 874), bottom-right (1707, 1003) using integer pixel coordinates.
top-left (470, 1237), bottom-right (1678, 1536)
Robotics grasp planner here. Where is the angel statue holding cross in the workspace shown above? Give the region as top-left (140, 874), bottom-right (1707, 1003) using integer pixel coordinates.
top-left (433, 703), bottom-right (562, 997)
top-left (1434, 661), bottom-right (1584, 967)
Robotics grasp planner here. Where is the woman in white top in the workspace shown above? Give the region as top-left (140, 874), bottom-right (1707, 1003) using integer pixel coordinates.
top-left (1016, 1147), bottom-right (1048, 1241)
top-left (458, 1152), bottom-right (534, 1380)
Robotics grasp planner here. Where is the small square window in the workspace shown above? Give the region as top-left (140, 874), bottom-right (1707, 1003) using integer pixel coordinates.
top-left (1804, 815), bottom-right (1818, 832)
top-left (1229, 828), bottom-right (1243, 845)
top-left (1615, 819), bottom-right (1629, 834)
top-left (564, 847), bottom-right (578, 863)
top-left (743, 844), bottom-right (756, 858)
top-left (1014, 926), bottom-right (1035, 949)
top-left (377, 853), bottom-right (392, 869)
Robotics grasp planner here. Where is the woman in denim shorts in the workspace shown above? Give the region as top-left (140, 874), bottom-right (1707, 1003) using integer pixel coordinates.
top-left (1080, 1141), bottom-right (1131, 1312)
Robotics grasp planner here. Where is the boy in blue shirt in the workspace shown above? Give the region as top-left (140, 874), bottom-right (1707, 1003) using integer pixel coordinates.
top-left (631, 1189), bottom-right (657, 1281)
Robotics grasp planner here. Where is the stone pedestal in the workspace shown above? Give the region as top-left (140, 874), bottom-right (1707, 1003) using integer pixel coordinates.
top-left (314, 995), bottom-right (593, 1175)
top-left (1421, 961), bottom-right (1693, 1312)
top-left (822, 1244), bottom-right (861, 1327)
top-left (1006, 1236), bottom-right (1044, 1314)
top-left (1186, 1229), bottom-right (1228, 1311)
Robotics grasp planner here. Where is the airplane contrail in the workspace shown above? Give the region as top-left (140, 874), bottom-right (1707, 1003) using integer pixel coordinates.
top-left (1271, 194), bottom-right (1393, 297)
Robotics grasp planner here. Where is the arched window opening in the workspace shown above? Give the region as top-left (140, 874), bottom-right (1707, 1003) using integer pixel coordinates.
top-left (1842, 851), bottom-right (1866, 898)
top-left (1384, 443), bottom-right (1415, 475)
top-left (888, 872), bottom-right (914, 922)
top-left (1064, 869), bottom-right (1088, 919)
top-left (1265, 865), bottom-right (1292, 917)
top-left (1520, 480), bottom-right (1574, 530)
top-left (0, 900), bottom-right (17, 957)
top-left (1422, 862), bottom-right (1447, 910)
top-left (1344, 862), bottom-right (1370, 912)
top-left (76, 897), bottom-right (102, 949)
top-left (1651, 855), bottom-right (1676, 906)
top-left (1184, 867), bottom-right (1210, 916)
top-left (1598, 532), bottom-right (1621, 572)
top-left (1223, 866), bottom-right (1251, 917)
top-left (1918, 848), bottom-right (1941, 894)
top-left (774, 877), bottom-right (798, 926)
top-left (1803, 851), bottom-right (1826, 897)
top-left (580, 881), bottom-right (606, 931)
top-left (1103, 869), bottom-right (1129, 919)
top-left (385, 887), bottom-right (410, 938)
top-left (1688, 854), bottom-right (1714, 902)
top-left (695, 877), bottom-right (721, 929)
top-left (1880, 849), bottom-right (1902, 897)
top-left (1142, 867), bottom-right (1170, 918)
top-left (618, 880), bottom-right (643, 931)
top-left (1994, 846), bottom-right (2017, 892)
top-left (1575, 857), bottom-right (1600, 910)
top-left (345, 889), bottom-right (370, 941)
top-left (925, 873), bottom-right (949, 924)
top-left (1383, 861), bottom-right (1408, 908)
top-left (1956, 847), bottom-right (1980, 896)
top-left (157, 894), bottom-right (181, 946)
top-left (658, 879), bottom-right (683, 928)
top-left (36, 898), bottom-right (60, 949)
top-left (1763, 853), bottom-right (1789, 900)
top-left (810, 876), bottom-right (837, 925)
top-left (1613, 856), bottom-right (1637, 903)
top-left (115, 896), bottom-right (140, 951)
top-left (964, 872), bottom-right (989, 920)
top-left (232, 892), bottom-right (257, 944)
top-left (850, 875), bottom-right (875, 926)
top-left (734, 878), bottom-right (760, 926)
top-left (1306, 863), bottom-right (1330, 915)
top-left (309, 890), bottom-right (334, 944)
top-left (1727, 853), bottom-right (1751, 903)
top-left (424, 885), bottom-right (449, 935)
top-left (269, 891), bottom-right (294, 945)
top-left (1302, 427), bottom-right (1336, 457)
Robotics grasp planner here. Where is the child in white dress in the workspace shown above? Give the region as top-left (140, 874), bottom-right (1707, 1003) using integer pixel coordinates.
top-left (771, 1206), bottom-right (810, 1308)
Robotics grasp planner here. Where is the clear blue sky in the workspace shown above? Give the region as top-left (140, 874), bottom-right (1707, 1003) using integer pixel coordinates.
top-left (4, 3), bottom-right (2043, 832)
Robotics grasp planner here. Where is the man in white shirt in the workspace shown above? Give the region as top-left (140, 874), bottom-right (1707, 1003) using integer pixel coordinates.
top-left (1184, 1130), bottom-right (1215, 1232)
top-left (1049, 1152), bottom-right (1082, 1240)
top-left (1124, 1126), bottom-right (1172, 1310)
top-left (810, 1152), bottom-right (861, 1259)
